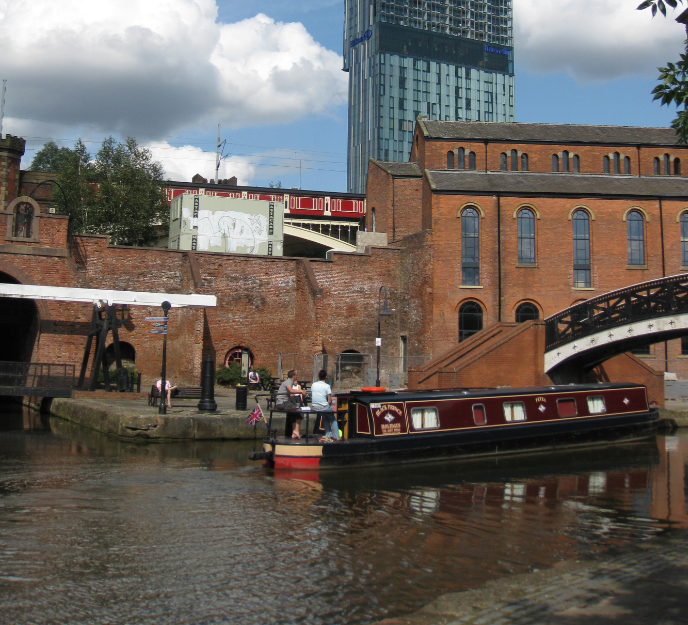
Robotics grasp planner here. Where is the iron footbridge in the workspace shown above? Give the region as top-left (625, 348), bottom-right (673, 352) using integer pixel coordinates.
top-left (545, 274), bottom-right (688, 377)
top-left (0, 362), bottom-right (75, 398)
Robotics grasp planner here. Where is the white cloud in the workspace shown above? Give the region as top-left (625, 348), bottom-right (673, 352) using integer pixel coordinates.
top-left (514, 0), bottom-right (687, 81)
top-left (146, 142), bottom-right (256, 184)
top-left (0, 1), bottom-right (347, 139)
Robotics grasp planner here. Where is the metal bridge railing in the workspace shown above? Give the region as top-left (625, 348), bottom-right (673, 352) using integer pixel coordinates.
top-left (0, 362), bottom-right (76, 391)
top-left (545, 274), bottom-right (688, 351)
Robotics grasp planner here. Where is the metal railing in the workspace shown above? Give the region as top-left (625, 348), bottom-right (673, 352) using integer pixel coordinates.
top-left (0, 362), bottom-right (76, 391)
top-left (545, 274), bottom-right (688, 351)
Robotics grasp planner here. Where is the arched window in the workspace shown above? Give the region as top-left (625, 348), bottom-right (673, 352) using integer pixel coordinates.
top-left (447, 151), bottom-right (455, 169)
top-left (224, 346), bottom-right (253, 368)
top-left (654, 157), bottom-right (660, 175)
top-left (468, 151), bottom-right (476, 170)
top-left (105, 342), bottom-right (136, 365)
top-left (624, 156), bottom-right (631, 175)
top-left (12, 200), bottom-right (34, 239)
top-left (521, 153), bottom-right (529, 171)
top-left (603, 156), bottom-right (610, 174)
top-left (459, 302), bottom-right (483, 342)
top-left (517, 209), bottom-right (536, 264)
top-left (573, 154), bottom-right (580, 173)
top-left (500, 152), bottom-right (507, 171)
top-left (681, 213), bottom-right (688, 266)
top-left (572, 210), bottom-right (591, 288)
top-left (562, 151), bottom-right (569, 173)
top-left (511, 149), bottom-right (518, 171)
top-left (675, 158), bottom-right (681, 176)
top-left (371, 207), bottom-right (376, 232)
top-left (627, 210), bottom-right (644, 266)
top-left (552, 154), bottom-right (559, 172)
top-left (457, 147), bottom-right (465, 170)
top-left (515, 303), bottom-right (540, 323)
top-left (461, 207), bottom-right (480, 285)
top-left (613, 152), bottom-right (620, 174)
top-left (664, 153), bottom-right (670, 175)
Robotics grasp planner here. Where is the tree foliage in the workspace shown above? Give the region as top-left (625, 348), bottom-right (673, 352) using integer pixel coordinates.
top-left (30, 137), bottom-right (169, 246)
top-left (637, 0), bottom-right (682, 18)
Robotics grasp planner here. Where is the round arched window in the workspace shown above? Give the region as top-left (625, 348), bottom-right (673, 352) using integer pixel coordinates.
top-left (515, 303), bottom-right (540, 323)
top-left (225, 347), bottom-right (253, 368)
top-left (458, 302), bottom-right (483, 342)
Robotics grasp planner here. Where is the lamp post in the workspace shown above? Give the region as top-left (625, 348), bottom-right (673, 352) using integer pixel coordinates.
top-left (376, 286), bottom-right (393, 387)
top-left (159, 300), bottom-right (171, 415)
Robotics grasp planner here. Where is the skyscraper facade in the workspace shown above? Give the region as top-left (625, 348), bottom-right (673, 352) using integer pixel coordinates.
top-left (344, 0), bottom-right (514, 193)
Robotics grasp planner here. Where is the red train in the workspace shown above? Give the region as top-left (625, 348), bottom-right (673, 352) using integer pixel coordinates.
top-left (164, 182), bottom-right (366, 220)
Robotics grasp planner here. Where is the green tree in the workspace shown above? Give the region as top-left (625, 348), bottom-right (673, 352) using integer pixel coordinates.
top-left (638, 1), bottom-right (688, 142)
top-left (31, 137), bottom-right (169, 246)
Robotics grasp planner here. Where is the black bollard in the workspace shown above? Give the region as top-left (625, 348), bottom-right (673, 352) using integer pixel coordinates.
top-left (198, 356), bottom-right (218, 412)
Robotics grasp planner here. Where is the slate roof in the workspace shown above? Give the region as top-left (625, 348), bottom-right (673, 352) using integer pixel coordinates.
top-left (371, 160), bottom-right (423, 177)
top-left (425, 170), bottom-right (688, 198)
top-left (419, 120), bottom-right (680, 146)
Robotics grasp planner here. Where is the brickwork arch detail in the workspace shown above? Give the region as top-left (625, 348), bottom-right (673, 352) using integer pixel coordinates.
top-left (512, 203), bottom-right (540, 220)
top-left (457, 202), bottom-right (485, 219)
top-left (453, 297), bottom-right (488, 315)
top-left (510, 299), bottom-right (543, 316)
top-left (0, 259), bottom-right (51, 321)
top-left (622, 206), bottom-right (650, 223)
top-left (675, 208), bottom-right (688, 223)
top-left (567, 205), bottom-right (596, 221)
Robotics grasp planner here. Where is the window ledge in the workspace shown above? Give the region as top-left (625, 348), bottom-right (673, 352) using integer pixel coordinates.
top-left (627, 265), bottom-right (648, 270)
top-left (572, 287), bottom-right (595, 291)
top-left (515, 263), bottom-right (538, 268)
top-left (677, 355), bottom-right (688, 358)
top-left (681, 267), bottom-right (688, 272)
top-left (460, 285), bottom-right (484, 289)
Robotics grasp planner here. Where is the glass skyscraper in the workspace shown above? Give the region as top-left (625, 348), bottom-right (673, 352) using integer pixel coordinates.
top-left (344, 0), bottom-right (514, 193)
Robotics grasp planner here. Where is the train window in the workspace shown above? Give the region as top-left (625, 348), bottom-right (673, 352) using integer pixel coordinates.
top-left (472, 404), bottom-right (487, 425)
top-left (587, 396), bottom-right (606, 414)
top-left (411, 407), bottom-right (439, 430)
top-left (503, 402), bottom-right (526, 422)
top-left (557, 398), bottom-right (577, 417)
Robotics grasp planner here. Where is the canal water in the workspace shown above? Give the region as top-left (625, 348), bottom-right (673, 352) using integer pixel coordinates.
top-left (1, 402), bottom-right (687, 624)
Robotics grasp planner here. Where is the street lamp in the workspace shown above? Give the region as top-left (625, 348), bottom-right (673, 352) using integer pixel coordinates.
top-left (376, 286), bottom-right (393, 387)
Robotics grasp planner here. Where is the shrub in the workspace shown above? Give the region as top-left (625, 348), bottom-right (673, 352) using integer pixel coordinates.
top-left (216, 362), bottom-right (241, 386)
top-left (97, 365), bottom-right (137, 386)
top-left (256, 365), bottom-right (272, 390)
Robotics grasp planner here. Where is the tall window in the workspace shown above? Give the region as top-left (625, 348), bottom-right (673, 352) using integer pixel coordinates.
top-left (654, 157), bottom-right (660, 175)
top-left (627, 211), bottom-right (645, 266)
top-left (447, 151), bottom-right (455, 169)
top-left (573, 154), bottom-right (580, 173)
top-left (515, 303), bottom-right (540, 322)
top-left (461, 207), bottom-right (480, 285)
top-left (681, 212), bottom-right (688, 266)
top-left (552, 154), bottom-right (559, 172)
top-left (500, 152), bottom-right (507, 171)
top-left (664, 153), bottom-right (670, 175)
top-left (675, 158), bottom-right (682, 175)
top-left (511, 149), bottom-right (518, 171)
top-left (521, 153), bottom-right (529, 171)
top-left (624, 156), bottom-right (631, 174)
top-left (572, 210), bottom-right (591, 288)
top-left (12, 201), bottom-right (34, 239)
top-left (459, 302), bottom-right (483, 342)
top-left (517, 209), bottom-right (536, 264)
top-left (562, 151), bottom-right (570, 172)
top-left (613, 152), bottom-right (620, 174)
top-left (603, 156), bottom-right (610, 174)
top-left (371, 208), bottom-right (376, 232)
top-left (468, 151), bottom-right (476, 170)
top-left (457, 147), bottom-right (465, 170)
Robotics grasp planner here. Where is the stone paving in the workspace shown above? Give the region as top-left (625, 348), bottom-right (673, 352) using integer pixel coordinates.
top-left (379, 532), bottom-right (688, 625)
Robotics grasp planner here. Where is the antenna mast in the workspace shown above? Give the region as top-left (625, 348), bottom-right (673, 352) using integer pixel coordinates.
top-left (215, 123), bottom-right (221, 184)
top-left (0, 80), bottom-right (7, 139)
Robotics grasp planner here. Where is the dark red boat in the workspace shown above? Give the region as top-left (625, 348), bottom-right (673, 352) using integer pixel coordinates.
top-left (252, 383), bottom-right (660, 471)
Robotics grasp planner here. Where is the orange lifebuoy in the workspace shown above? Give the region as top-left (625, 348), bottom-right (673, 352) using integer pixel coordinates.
top-left (361, 387), bottom-right (386, 392)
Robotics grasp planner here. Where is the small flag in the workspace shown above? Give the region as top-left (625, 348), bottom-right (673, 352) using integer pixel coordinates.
top-left (247, 404), bottom-right (263, 426)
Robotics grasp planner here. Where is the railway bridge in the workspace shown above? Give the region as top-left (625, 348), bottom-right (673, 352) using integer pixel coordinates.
top-left (545, 274), bottom-right (688, 382)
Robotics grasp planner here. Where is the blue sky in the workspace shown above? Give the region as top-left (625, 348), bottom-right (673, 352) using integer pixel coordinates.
top-left (0, 0), bottom-right (684, 192)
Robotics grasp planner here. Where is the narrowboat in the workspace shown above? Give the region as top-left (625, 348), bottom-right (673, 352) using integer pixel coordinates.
top-left (250, 383), bottom-right (660, 471)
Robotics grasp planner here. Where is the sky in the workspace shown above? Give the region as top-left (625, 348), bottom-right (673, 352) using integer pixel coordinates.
top-left (0, 0), bottom-right (686, 192)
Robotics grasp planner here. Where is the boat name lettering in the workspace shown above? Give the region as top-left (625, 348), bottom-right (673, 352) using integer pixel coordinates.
top-left (381, 422), bottom-right (402, 434)
top-left (373, 404), bottom-right (403, 419)
top-left (535, 396), bottom-right (546, 403)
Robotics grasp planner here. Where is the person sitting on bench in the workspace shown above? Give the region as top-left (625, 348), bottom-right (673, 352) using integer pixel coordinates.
top-left (275, 369), bottom-right (306, 439)
top-left (156, 375), bottom-right (178, 408)
top-left (311, 369), bottom-right (340, 441)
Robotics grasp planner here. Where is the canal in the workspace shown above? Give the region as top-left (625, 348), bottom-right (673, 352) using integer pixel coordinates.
top-left (1, 402), bottom-right (687, 624)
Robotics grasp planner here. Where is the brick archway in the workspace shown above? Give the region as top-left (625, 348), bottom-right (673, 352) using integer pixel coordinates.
top-left (0, 259), bottom-right (51, 322)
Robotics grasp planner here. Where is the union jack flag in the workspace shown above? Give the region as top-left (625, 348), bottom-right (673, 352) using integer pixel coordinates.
top-left (246, 404), bottom-right (264, 426)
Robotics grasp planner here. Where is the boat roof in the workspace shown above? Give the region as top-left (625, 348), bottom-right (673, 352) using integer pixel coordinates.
top-left (341, 383), bottom-right (645, 406)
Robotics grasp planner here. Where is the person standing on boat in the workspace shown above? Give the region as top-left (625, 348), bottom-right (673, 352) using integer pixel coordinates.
top-left (276, 369), bottom-right (306, 439)
top-left (311, 369), bottom-right (339, 441)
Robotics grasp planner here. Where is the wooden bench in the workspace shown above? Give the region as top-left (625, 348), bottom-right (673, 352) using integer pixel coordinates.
top-left (148, 386), bottom-right (202, 406)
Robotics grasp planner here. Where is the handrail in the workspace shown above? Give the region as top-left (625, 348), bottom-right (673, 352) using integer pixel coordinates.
top-left (0, 361), bottom-right (76, 390)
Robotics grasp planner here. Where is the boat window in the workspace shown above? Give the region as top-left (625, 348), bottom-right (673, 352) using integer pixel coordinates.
top-left (411, 407), bottom-right (439, 430)
top-left (557, 398), bottom-right (577, 417)
top-left (503, 402), bottom-right (526, 422)
top-left (587, 396), bottom-right (606, 414)
top-left (472, 404), bottom-right (487, 425)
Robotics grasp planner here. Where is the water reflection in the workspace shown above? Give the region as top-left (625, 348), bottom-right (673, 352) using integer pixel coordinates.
top-left (0, 402), bottom-right (687, 625)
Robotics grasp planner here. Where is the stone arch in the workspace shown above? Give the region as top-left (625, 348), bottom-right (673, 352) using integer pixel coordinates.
top-left (456, 202), bottom-right (485, 219)
top-left (567, 205), bottom-right (596, 221)
top-left (622, 206), bottom-right (650, 222)
top-left (512, 203), bottom-right (541, 220)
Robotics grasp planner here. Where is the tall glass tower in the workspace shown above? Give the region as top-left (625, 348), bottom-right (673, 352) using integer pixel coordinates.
top-left (344, 1), bottom-right (514, 193)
